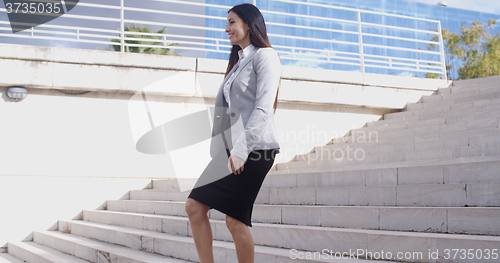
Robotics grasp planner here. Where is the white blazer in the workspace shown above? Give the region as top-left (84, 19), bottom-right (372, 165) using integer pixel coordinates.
top-left (210, 47), bottom-right (281, 162)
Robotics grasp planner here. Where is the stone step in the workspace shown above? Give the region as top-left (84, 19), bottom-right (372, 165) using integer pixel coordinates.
top-left (364, 115), bottom-right (445, 129)
top-left (384, 102), bottom-right (489, 121)
top-left (58, 218), bottom-right (500, 263)
top-left (352, 111), bottom-right (499, 137)
top-left (366, 102), bottom-right (500, 128)
top-left (416, 97), bottom-right (499, 118)
top-left (452, 85), bottom-right (500, 96)
top-left (268, 160), bottom-right (500, 188)
top-left (129, 188), bottom-right (191, 202)
top-left (407, 96), bottom-right (494, 111)
top-left (283, 140), bottom-right (500, 171)
top-left (317, 136), bottom-right (470, 157)
top-left (425, 84), bottom-right (500, 102)
top-left (436, 87), bottom-right (451, 95)
top-left (419, 95), bottom-right (498, 113)
top-left (330, 124), bottom-right (497, 149)
top-left (451, 79), bottom-right (500, 93)
top-left (452, 75), bottom-right (500, 86)
top-left (151, 178), bottom-right (198, 190)
top-left (481, 101), bottom-right (500, 112)
top-left (7, 241), bottom-right (90, 263)
top-left (419, 106), bottom-right (484, 122)
top-left (271, 154), bottom-right (500, 175)
top-left (129, 181), bottom-right (500, 207)
top-left (263, 182), bottom-right (499, 207)
top-left (311, 133), bottom-right (498, 163)
top-left (89, 205), bottom-right (500, 236)
top-left (414, 101), bottom-right (499, 118)
top-left (412, 86), bottom-right (499, 109)
top-left (442, 84), bottom-right (500, 100)
top-left (31, 230), bottom-right (193, 263)
top-left (55, 221), bottom-right (383, 263)
top-left (0, 253), bottom-right (26, 263)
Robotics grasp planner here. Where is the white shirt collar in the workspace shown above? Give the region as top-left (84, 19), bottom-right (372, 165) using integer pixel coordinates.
top-left (238, 44), bottom-right (255, 60)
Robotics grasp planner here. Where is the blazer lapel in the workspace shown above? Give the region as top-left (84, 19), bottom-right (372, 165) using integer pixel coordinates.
top-left (229, 47), bottom-right (259, 85)
top-left (226, 47), bottom-right (258, 92)
top-left (215, 62), bottom-right (239, 108)
top-left (220, 62), bottom-right (239, 88)
top-left (215, 47), bottom-right (258, 108)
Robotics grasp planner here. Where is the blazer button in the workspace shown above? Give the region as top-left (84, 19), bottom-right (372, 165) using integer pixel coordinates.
top-left (230, 113), bottom-right (235, 117)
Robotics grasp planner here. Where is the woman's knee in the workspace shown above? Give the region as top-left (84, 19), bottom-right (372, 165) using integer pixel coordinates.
top-left (185, 198), bottom-right (209, 218)
top-left (225, 215), bottom-right (246, 234)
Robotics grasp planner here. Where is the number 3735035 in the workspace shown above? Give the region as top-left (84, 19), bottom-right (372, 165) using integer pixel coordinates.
top-left (5, 2), bottom-right (63, 14)
top-left (443, 249), bottom-right (498, 260)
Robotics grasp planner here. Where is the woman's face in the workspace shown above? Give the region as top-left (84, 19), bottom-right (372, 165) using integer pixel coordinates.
top-left (225, 11), bottom-right (251, 48)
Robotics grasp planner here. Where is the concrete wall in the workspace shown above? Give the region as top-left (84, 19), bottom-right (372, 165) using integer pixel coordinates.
top-left (0, 43), bottom-right (450, 246)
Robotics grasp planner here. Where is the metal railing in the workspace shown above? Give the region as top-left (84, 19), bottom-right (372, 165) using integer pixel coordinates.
top-left (0, 0), bottom-right (447, 79)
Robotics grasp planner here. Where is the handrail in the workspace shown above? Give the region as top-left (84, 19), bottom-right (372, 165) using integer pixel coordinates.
top-left (0, 0), bottom-right (446, 79)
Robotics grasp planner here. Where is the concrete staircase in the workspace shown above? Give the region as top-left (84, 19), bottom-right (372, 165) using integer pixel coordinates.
top-left (2, 75), bottom-right (500, 262)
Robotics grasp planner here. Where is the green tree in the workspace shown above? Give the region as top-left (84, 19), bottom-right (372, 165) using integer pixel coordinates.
top-left (426, 19), bottom-right (499, 80)
top-left (110, 24), bottom-right (180, 56)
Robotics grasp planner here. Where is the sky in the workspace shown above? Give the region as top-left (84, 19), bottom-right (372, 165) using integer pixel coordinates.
top-left (407, 0), bottom-right (500, 16)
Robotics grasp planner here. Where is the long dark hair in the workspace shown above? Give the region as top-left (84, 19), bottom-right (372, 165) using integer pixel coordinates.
top-left (225, 3), bottom-right (280, 114)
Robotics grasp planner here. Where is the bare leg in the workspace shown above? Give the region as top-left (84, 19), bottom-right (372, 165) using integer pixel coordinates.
top-left (185, 198), bottom-right (214, 263)
top-left (225, 215), bottom-right (254, 263)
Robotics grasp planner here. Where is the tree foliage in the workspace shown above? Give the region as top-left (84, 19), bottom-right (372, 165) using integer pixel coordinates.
top-left (427, 19), bottom-right (499, 80)
top-left (110, 24), bottom-right (180, 56)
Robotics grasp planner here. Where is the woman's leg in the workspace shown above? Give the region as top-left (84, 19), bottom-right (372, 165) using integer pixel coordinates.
top-left (185, 198), bottom-right (214, 263)
top-left (225, 215), bottom-right (254, 263)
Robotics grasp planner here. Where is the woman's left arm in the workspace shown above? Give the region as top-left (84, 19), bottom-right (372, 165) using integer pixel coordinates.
top-left (229, 48), bottom-right (281, 164)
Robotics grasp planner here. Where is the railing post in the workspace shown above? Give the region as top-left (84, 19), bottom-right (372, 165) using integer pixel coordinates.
top-left (437, 21), bottom-right (447, 81)
top-left (357, 10), bottom-right (365, 82)
top-left (120, 0), bottom-right (125, 53)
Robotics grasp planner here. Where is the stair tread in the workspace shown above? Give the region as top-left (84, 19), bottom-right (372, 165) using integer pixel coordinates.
top-left (131, 181), bottom-right (498, 191)
top-left (368, 106), bottom-right (500, 126)
top-left (33, 231), bottom-right (193, 263)
top-left (63, 217), bottom-right (500, 242)
top-left (271, 155), bottom-right (500, 174)
top-left (8, 241), bottom-right (90, 263)
top-left (0, 253), bottom-right (25, 263)
top-left (303, 140), bottom-right (500, 159)
top-left (105, 201), bottom-right (500, 210)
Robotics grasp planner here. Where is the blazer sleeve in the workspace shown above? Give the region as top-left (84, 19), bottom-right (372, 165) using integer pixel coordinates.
top-left (229, 48), bottom-right (281, 162)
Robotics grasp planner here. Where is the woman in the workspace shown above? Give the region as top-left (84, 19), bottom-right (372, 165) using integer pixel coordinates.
top-left (184, 3), bottom-right (281, 263)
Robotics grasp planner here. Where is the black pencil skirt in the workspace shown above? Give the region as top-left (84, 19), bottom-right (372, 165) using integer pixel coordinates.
top-left (187, 147), bottom-right (278, 227)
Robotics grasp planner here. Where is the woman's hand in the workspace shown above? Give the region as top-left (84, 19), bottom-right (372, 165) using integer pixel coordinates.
top-left (228, 154), bottom-right (245, 175)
